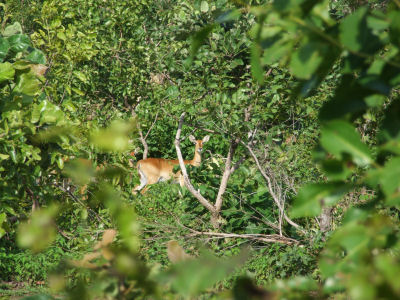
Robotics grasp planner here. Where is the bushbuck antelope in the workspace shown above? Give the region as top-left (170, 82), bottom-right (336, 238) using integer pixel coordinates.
top-left (133, 135), bottom-right (210, 194)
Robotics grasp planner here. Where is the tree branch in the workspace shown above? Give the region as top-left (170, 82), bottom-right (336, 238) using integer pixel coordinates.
top-left (244, 143), bottom-right (305, 234)
top-left (185, 229), bottom-right (299, 245)
top-left (138, 128), bottom-right (148, 160)
top-left (214, 138), bottom-right (239, 213)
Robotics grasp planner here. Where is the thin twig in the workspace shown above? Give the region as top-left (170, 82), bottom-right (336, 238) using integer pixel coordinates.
top-left (53, 183), bottom-right (106, 224)
top-left (244, 143), bottom-right (305, 234)
top-left (185, 229), bottom-right (299, 245)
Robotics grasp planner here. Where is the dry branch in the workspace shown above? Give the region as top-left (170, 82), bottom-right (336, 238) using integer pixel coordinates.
top-left (186, 229), bottom-right (299, 245)
top-left (244, 143), bottom-right (305, 234)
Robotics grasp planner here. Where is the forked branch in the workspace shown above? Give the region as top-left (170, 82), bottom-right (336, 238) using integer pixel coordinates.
top-left (174, 113), bottom-right (216, 214)
top-left (244, 143), bottom-right (305, 234)
top-left (174, 112), bottom-right (245, 228)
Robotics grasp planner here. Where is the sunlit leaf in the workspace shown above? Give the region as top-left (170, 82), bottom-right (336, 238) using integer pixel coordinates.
top-left (200, 1), bottom-right (209, 13)
top-left (320, 120), bottom-right (372, 166)
top-left (3, 22), bottom-right (23, 37)
top-left (290, 41), bottom-right (324, 80)
top-left (90, 119), bottom-right (136, 152)
top-left (14, 72), bottom-right (41, 96)
top-left (162, 250), bottom-right (248, 297)
top-left (17, 205), bottom-right (58, 253)
top-left (0, 62), bottom-right (15, 83)
top-left (26, 49), bottom-right (47, 64)
top-left (291, 182), bottom-right (350, 218)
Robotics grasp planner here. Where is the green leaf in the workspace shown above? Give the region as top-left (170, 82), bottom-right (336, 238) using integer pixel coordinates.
top-left (320, 120), bottom-right (372, 166)
top-left (90, 119), bottom-right (136, 152)
top-left (200, 1), bottom-right (209, 13)
top-left (73, 71), bottom-right (88, 83)
top-left (0, 212), bottom-right (6, 238)
top-left (378, 97), bottom-right (400, 144)
top-left (3, 22), bottom-right (23, 37)
top-left (291, 182), bottom-right (350, 218)
top-left (377, 157), bottom-right (400, 206)
top-left (17, 205), bottom-right (58, 253)
top-left (0, 153), bottom-right (9, 160)
top-left (319, 76), bottom-right (370, 120)
top-left (163, 250), bottom-right (248, 297)
top-left (14, 73), bottom-right (41, 96)
top-left (250, 42), bottom-right (263, 84)
top-left (7, 34), bottom-right (31, 54)
top-left (215, 9), bottom-right (241, 23)
top-left (375, 254), bottom-right (400, 292)
top-left (339, 7), bottom-right (382, 54)
top-left (31, 104), bottom-right (42, 123)
top-left (262, 36), bottom-right (292, 65)
top-left (321, 159), bottom-right (352, 181)
top-left (189, 25), bottom-right (214, 62)
top-left (26, 49), bottom-right (47, 64)
top-left (0, 62), bottom-right (15, 83)
top-left (290, 41), bottom-right (324, 80)
top-left (388, 10), bottom-right (400, 47)
top-left (0, 37), bottom-right (10, 62)
top-left (41, 108), bottom-right (64, 124)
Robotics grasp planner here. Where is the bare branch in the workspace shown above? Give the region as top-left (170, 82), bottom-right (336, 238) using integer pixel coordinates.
top-left (244, 143), bottom-right (305, 234)
top-left (172, 216), bottom-right (298, 245)
top-left (215, 138), bottom-right (239, 213)
top-left (138, 128), bottom-right (148, 160)
top-left (53, 182), bottom-right (106, 224)
top-left (230, 156), bottom-right (246, 174)
top-left (144, 111), bottom-right (159, 140)
top-left (186, 229), bottom-right (299, 245)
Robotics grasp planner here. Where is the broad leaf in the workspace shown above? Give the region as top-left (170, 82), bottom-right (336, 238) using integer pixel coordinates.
top-left (290, 41), bottom-right (324, 80)
top-left (291, 182), bottom-right (350, 218)
top-left (0, 37), bottom-right (10, 61)
top-left (0, 62), bottom-right (15, 83)
top-left (320, 120), bottom-right (372, 166)
top-left (17, 205), bottom-right (58, 253)
top-left (189, 25), bottom-right (215, 62)
top-left (14, 73), bottom-right (41, 96)
top-left (3, 22), bottom-right (23, 37)
top-left (162, 250), bottom-right (248, 297)
top-left (339, 7), bottom-right (382, 55)
top-left (26, 49), bottom-right (47, 64)
top-left (7, 34), bottom-right (31, 54)
top-left (377, 157), bottom-right (400, 206)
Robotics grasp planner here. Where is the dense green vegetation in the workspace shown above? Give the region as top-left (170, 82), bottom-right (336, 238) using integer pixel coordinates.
top-left (1, 0), bottom-right (400, 299)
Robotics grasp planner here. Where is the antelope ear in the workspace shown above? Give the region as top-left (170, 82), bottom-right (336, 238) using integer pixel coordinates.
top-left (189, 135), bottom-right (197, 144)
top-left (202, 135), bottom-right (210, 143)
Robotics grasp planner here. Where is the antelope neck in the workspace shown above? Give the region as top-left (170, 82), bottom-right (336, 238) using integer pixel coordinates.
top-left (191, 146), bottom-right (202, 166)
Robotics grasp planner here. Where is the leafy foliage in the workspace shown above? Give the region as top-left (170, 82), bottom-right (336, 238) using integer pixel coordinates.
top-left (1, 0), bottom-right (400, 299)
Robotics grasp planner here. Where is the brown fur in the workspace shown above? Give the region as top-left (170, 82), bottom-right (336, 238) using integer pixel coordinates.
top-left (133, 135), bottom-right (209, 194)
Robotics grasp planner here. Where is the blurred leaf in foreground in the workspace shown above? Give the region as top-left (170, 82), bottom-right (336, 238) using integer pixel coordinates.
top-left (161, 249), bottom-right (249, 297)
top-left (90, 118), bottom-right (136, 152)
top-left (17, 205), bottom-right (58, 253)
